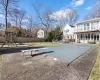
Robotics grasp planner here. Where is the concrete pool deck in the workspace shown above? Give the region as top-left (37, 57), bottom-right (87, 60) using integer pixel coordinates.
top-left (1, 44), bottom-right (99, 80)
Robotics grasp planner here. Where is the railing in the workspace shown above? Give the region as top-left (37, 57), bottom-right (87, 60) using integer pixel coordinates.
top-left (74, 26), bottom-right (100, 32)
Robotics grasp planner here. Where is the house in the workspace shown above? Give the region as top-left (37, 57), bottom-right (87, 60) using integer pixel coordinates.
top-left (62, 24), bottom-right (75, 42)
top-left (37, 29), bottom-right (45, 38)
top-left (74, 18), bottom-right (100, 44)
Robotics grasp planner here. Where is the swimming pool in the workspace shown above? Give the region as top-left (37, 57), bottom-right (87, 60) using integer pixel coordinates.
top-left (39, 44), bottom-right (95, 63)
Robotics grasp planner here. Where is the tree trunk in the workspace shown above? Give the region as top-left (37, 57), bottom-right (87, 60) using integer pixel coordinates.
top-left (5, 0), bottom-right (9, 45)
top-left (16, 17), bottom-right (18, 27)
top-left (5, 9), bottom-right (7, 30)
top-left (19, 21), bottom-right (21, 29)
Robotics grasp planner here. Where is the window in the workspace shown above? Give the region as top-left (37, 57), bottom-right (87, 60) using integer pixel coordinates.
top-left (66, 29), bottom-right (69, 32)
top-left (86, 35), bottom-right (88, 40)
top-left (97, 35), bottom-right (99, 41)
top-left (86, 23), bottom-right (90, 30)
top-left (77, 24), bottom-right (86, 31)
top-left (84, 23), bottom-right (90, 30)
top-left (81, 34), bottom-right (82, 40)
top-left (91, 21), bottom-right (99, 29)
top-left (94, 35), bottom-right (96, 40)
top-left (88, 34), bottom-right (90, 40)
top-left (41, 32), bottom-right (43, 35)
top-left (91, 34), bottom-right (93, 40)
top-left (86, 23), bottom-right (90, 26)
top-left (84, 26), bottom-right (86, 30)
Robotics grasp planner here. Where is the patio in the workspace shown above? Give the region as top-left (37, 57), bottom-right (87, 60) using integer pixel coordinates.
top-left (1, 44), bottom-right (98, 80)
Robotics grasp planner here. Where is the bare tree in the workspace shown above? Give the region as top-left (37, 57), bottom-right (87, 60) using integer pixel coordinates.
top-left (0, 0), bottom-right (19, 29)
top-left (84, 0), bottom-right (100, 20)
top-left (0, 0), bottom-right (19, 47)
top-left (10, 8), bottom-right (26, 28)
top-left (33, 3), bottom-right (53, 32)
top-left (51, 9), bottom-right (78, 29)
top-left (65, 9), bottom-right (79, 25)
top-left (33, 3), bottom-right (54, 38)
top-left (27, 15), bottom-right (33, 31)
top-left (42, 9), bottom-right (54, 30)
top-left (10, 8), bottom-right (20, 26)
top-left (18, 9), bottom-right (26, 28)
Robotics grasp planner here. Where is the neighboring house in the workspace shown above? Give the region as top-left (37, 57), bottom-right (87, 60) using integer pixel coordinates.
top-left (37, 29), bottom-right (45, 38)
top-left (74, 18), bottom-right (100, 44)
top-left (62, 24), bottom-right (75, 42)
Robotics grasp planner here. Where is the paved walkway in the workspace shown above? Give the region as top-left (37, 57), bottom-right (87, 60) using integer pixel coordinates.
top-left (1, 47), bottom-right (98, 80)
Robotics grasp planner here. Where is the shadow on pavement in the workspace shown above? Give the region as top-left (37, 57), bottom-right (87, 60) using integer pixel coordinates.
top-left (0, 46), bottom-right (46, 55)
top-left (32, 51), bottom-right (54, 57)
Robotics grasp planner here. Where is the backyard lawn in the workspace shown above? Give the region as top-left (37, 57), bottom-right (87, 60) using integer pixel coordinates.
top-left (0, 42), bottom-right (61, 51)
top-left (75, 43), bottom-right (99, 46)
top-left (24, 42), bottom-right (62, 47)
top-left (88, 50), bottom-right (100, 80)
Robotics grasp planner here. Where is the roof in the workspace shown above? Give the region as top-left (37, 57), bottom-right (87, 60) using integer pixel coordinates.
top-left (76, 18), bottom-right (100, 25)
top-left (63, 24), bottom-right (74, 31)
top-left (70, 25), bottom-right (75, 27)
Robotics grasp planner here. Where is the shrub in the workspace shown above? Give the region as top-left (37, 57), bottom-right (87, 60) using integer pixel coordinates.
top-left (48, 27), bottom-right (62, 41)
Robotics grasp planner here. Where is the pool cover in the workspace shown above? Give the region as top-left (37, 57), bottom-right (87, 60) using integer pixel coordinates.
top-left (39, 44), bottom-right (94, 63)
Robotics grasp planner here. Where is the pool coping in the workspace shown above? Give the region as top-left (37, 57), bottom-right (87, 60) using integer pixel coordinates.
top-left (1, 46), bottom-right (99, 80)
top-left (70, 46), bottom-right (99, 80)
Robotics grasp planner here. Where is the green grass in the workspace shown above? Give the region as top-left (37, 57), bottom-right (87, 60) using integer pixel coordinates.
top-left (0, 42), bottom-right (62, 52)
top-left (88, 51), bottom-right (100, 80)
top-left (0, 55), bottom-right (1, 65)
top-left (24, 42), bottom-right (62, 47)
top-left (74, 43), bottom-right (99, 46)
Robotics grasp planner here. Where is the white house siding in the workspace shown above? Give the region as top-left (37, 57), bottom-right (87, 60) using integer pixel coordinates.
top-left (37, 29), bottom-right (44, 38)
top-left (74, 18), bottom-right (100, 44)
top-left (62, 24), bottom-right (75, 42)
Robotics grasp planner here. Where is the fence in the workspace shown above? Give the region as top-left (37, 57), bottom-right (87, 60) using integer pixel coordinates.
top-left (0, 37), bottom-right (45, 43)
